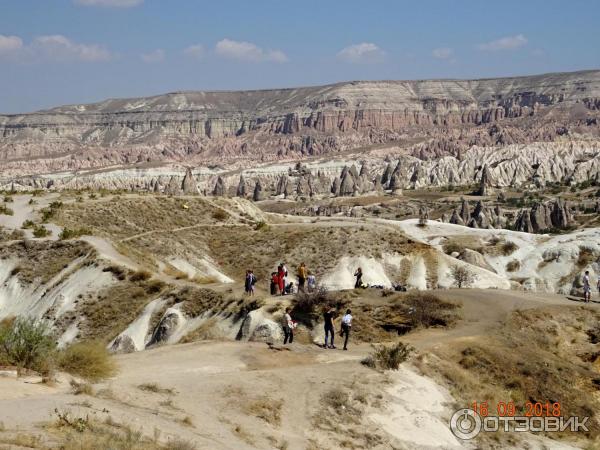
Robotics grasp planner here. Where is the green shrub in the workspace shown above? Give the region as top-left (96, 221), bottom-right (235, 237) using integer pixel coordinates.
top-left (0, 205), bottom-right (14, 216)
top-left (3, 195), bottom-right (13, 203)
top-left (361, 342), bottom-right (413, 370)
top-left (254, 221), bottom-right (269, 231)
top-left (501, 241), bottom-right (518, 256)
top-left (0, 318), bottom-right (56, 374)
top-left (59, 227), bottom-right (92, 240)
top-left (129, 270), bottom-right (152, 282)
top-left (506, 260), bottom-right (521, 272)
top-left (21, 220), bottom-right (35, 229)
top-left (58, 341), bottom-right (117, 382)
top-left (211, 209), bottom-right (228, 221)
top-left (33, 225), bottom-right (51, 238)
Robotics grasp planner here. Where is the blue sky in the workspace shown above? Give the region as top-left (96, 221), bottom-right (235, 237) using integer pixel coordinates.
top-left (0, 0), bottom-right (598, 113)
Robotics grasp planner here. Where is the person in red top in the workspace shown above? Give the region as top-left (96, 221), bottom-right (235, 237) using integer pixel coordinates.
top-left (277, 263), bottom-right (286, 296)
top-left (270, 272), bottom-right (279, 295)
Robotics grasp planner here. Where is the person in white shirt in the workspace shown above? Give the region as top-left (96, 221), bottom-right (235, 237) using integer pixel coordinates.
top-left (307, 272), bottom-right (316, 292)
top-left (340, 309), bottom-right (353, 350)
top-left (282, 307), bottom-right (294, 344)
top-left (583, 271), bottom-right (591, 303)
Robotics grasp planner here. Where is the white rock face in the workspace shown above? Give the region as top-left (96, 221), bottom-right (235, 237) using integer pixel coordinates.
top-left (0, 70), bottom-right (598, 186)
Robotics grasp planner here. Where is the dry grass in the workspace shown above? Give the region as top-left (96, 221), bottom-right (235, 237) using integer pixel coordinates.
top-left (48, 409), bottom-right (196, 450)
top-left (79, 276), bottom-right (167, 341)
top-left (244, 397), bottom-right (283, 426)
top-left (70, 379), bottom-right (94, 396)
top-left (506, 259), bottom-right (521, 272)
top-left (0, 240), bottom-right (93, 284)
top-left (137, 383), bottom-right (176, 395)
top-left (59, 341), bottom-right (117, 382)
top-left (361, 341), bottom-right (413, 370)
top-left (417, 306), bottom-right (600, 443)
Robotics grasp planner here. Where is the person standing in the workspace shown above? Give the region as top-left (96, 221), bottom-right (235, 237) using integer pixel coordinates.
top-left (584, 270), bottom-right (591, 303)
top-left (270, 272), bottom-right (279, 296)
top-left (297, 262), bottom-right (307, 292)
top-left (248, 270), bottom-right (256, 296)
top-left (277, 264), bottom-right (286, 296)
top-left (354, 268), bottom-right (363, 289)
top-left (282, 307), bottom-right (294, 344)
top-left (340, 309), bottom-right (353, 351)
top-left (323, 307), bottom-right (336, 349)
top-left (307, 272), bottom-right (316, 292)
top-left (244, 270), bottom-right (253, 296)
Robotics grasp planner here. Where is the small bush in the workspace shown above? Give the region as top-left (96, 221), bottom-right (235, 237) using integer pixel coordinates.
top-left (33, 225), bottom-right (51, 238)
top-left (0, 318), bottom-right (56, 374)
top-left (0, 205), bottom-right (14, 216)
top-left (501, 241), bottom-right (518, 256)
top-left (450, 265), bottom-right (477, 288)
top-left (138, 383), bottom-right (176, 395)
top-left (577, 246), bottom-right (596, 268)
top-left (254, 221), bottom-right (269, 231)
top-left (443, 241), bottom-right (462, 255)
top-left (361, 341), bottom-right (413, 370)
top-left (403, 292), bottom-right (461, 328)
top-left (58, 341), bottom-right (117, 382)
top-left (3, 195), bottom-right (13, 203)
top-left (211, 209), bottom-right (228, 221)
top-left (102, 264), bottom-right (126, 280)
top-left (129, 270), bottom-right (152, 282)
top-left (59, 227), bottom-right (92, 240)
top-left (70, 379), bottom-right (94, 396)
top-left (506, 260), bottom-right (521, 272)
top-left (21, 220), bottom-right (35, 229)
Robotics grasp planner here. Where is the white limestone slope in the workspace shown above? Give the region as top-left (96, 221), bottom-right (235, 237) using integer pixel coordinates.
top-left (395, 219), bottom-right (600, 294)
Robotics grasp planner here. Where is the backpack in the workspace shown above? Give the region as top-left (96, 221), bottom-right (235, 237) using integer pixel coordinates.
top-left (251, 274), bottom-right (257, 285)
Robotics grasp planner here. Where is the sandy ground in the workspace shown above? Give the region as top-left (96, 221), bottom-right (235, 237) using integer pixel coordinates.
top-left (0, 289), bottom-right (592, 449)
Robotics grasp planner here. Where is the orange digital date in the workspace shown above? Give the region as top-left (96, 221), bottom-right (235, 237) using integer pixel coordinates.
top-left (471, 401), bottom-right (561, 417)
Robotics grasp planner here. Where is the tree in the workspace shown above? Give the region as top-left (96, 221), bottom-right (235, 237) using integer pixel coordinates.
top-left (450, 265), bottom-right (477, 288)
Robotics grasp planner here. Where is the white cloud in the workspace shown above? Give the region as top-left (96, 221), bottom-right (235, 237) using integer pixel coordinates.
top-left (183, 44), bottom-right (204, 59)
top-left (0, 34), bottom-right (112, 63)
top-left (337, 43), bottom-right (385, 63)
top-left (215, 38), bottom-right (288, 63)
top-left (32, 35), bottom-right (112, 62)
top-left (432, 47), bottom-right (453, 59)
top-left (0, 35), bottom-right (23, 54)
top-left (74, 0), bottom-right (143, 7)
top-left (141, 49), bottom-right (165, 63)
top-left (478, 34), bottom-right (527, 51)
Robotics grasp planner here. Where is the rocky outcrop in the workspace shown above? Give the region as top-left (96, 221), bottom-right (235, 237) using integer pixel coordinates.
top-left (212, 176), bottom-right (226, 196)
top-left (1, 70), bottom-right (598, 181)
top-left (253, 180), bottom-right (264, 201)
top-left (181, 168), bottom-right (199, 195)
top-left (513, 199), bottom-right (573, 232)
top-left (476, 165), bottom-right (494, 196)
top-left (236, 175), bottom-right (246, 197)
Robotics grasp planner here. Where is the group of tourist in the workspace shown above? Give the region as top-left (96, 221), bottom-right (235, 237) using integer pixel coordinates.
top-left (268, 262), bottom-right (317, 296)
top-left (282, 306), bottom-right (353, 351)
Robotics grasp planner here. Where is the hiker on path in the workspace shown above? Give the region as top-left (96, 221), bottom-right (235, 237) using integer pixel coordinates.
top-left (245, 270), bottom-right (257, 296)
top-left (307, 272), bottom-right (316, 292)
top-left (297, 262), bottom-right (308, 292)
top-left (282, 307), bottom-right (294, 344)
top-left (354, 268), bottom-right (363, 289)
top-left (323, 307), bottom-right (336, 349)
top-left (340, 309), bottom-right (353, 351)
top-left (584, 271), bottom-right (591, 303)
top-left (277, 263), bottom-right (287, 296)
